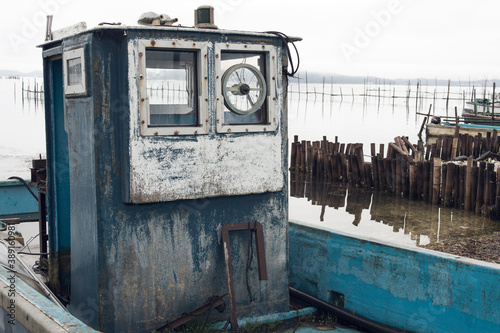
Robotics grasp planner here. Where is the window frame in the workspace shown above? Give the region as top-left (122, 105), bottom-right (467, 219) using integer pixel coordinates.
top-left (138, 39), bottom-right (209, 136)
top-left (63, 47), bottom-right (87, 96)
top-left (215, 43), bottom-right (277, 133)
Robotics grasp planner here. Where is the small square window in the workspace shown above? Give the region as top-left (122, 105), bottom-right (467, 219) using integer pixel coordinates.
top-left (139, 40), bottom-right (208, 136)
top-left (63, 47), bottom-right (86, 96)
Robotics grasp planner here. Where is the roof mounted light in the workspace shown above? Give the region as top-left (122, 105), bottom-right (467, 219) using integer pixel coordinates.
top-left (194, 6), bottom-right (218, 29)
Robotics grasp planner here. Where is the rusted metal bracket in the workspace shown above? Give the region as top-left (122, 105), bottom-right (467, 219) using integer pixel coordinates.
top-left (156, 294), bottom-right (226, 332)
top-left (31, 159), bottom-right (48, 262)
top-left (221, 222), bottom-right (267, 331)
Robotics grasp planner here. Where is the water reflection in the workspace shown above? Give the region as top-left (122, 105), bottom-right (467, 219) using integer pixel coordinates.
top-left (290, 171), bottom-right (500, 247)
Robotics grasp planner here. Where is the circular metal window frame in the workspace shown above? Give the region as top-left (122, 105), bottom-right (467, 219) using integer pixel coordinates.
top-left (221, 63), bottom-right (267, 115)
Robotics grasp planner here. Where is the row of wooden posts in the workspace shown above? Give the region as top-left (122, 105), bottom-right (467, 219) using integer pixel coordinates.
top-left (290, 134), bottom-right (500, 219)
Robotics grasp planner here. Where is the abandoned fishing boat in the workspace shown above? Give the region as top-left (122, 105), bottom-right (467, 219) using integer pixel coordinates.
top-left (0, 8), bottom-right (499, 333)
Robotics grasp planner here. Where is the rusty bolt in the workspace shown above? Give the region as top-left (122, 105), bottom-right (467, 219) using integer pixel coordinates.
top-left (272, 56), bottom-right (275, 60)
top-left (141, 120), bottom-right (145, 124)
top-left (206, 119), bottom-right (209, 123)
top-left (194, 130), bottom-right (198, 134)
top-left (263, 127), bottom-right (267, 132)
top-left (262, 45), bottom-right (265, 49)
top-left (245, 128), bottom-right (249, 132)
top-left (204, 75), bottom-right (208, 80)
top-left (273, 97), bottom-right (276, 101)
top-left (174, 130), bottom-right (179, 135)
top-left (205, 98), bottom-right (209, 102)
top-left (141, 98), bottom-right (145, 102)
top-left (273, 117), bottom-right (276, 122)
top-left (215, 54), bottom-right (219, 58)
top-left (172, 41), bottom-right (176, 46)
top-left (227, 128), bottom-right (231, 132)
top-left (193, 43), bottom-right (196, 47)
top-left (151, 40), bottom-right (156, 46)
top-left (216, 97), bottom-right (220, 101)
top-left (154, 131), bottom-right (158, 136)
top-left (272, 76), bottom-right (275, 80)
top-left (139, 74), bottom-right (144, 80)
top-left (244, 45), bottom-right (248, 48)
top-left (139, 52), bottom-right (143, 57)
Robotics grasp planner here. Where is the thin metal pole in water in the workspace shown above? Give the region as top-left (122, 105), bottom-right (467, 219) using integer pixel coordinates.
top-left (492, 82), bottom-right (496, 126)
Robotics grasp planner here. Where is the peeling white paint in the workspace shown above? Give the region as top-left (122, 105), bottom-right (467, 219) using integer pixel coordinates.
top-left (126, 38), bottom-right (284, 203)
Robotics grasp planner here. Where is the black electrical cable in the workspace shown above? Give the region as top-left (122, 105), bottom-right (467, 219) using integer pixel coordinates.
top-left (8, 176), bottom-right (38, 201)
top-left (264, 31), bottom-right (300, 77)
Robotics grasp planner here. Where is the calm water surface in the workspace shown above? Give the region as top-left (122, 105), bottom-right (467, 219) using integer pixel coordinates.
top-left (1, 76), bottom-right (498, 246)
top-left (287, 80), bottom-right (500, 246)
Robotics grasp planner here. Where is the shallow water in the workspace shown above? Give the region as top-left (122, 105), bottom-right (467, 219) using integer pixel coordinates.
top-left (290, 172), bottom-right (500, 247)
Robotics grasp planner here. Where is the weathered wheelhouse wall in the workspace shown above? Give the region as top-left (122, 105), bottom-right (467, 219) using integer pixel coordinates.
top-left (42, 26), bottom-right (289, 332)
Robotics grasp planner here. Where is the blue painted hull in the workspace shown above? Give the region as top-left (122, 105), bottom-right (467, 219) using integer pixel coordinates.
top-left (0, 180), bottom-right (38, 218)
top-left (289, 220), bottom-right (500, 333)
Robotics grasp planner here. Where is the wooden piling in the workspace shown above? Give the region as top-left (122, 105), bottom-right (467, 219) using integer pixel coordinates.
top-left (432, 158), bottom-right (441, 205)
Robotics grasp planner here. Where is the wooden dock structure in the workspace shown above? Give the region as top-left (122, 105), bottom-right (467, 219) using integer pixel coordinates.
top-left (290, 131), bottom-right (500, 219)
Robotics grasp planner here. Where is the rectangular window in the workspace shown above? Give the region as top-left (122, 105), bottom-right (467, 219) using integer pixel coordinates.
top-left (139, 40), bottom-right (208, 136)
top-left (63, 47), bottom-right (86, 96)
top-left (220, 52), bottom-right (267, 125)
top-left (215, 43), bottom-right (277, 133)
top-left (146, 49), bottom-right (198, 126)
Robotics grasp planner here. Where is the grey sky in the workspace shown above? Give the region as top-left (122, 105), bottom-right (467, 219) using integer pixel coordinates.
top-left (1, 0), bottom-right (498, 80)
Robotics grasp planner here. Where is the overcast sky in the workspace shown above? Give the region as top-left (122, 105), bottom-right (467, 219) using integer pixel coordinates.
top-left (1, 0), bottom-right (498, 81)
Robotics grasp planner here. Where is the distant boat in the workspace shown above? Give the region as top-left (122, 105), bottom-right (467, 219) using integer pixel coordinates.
top-left (462, 98), bottom-right (500, 125)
